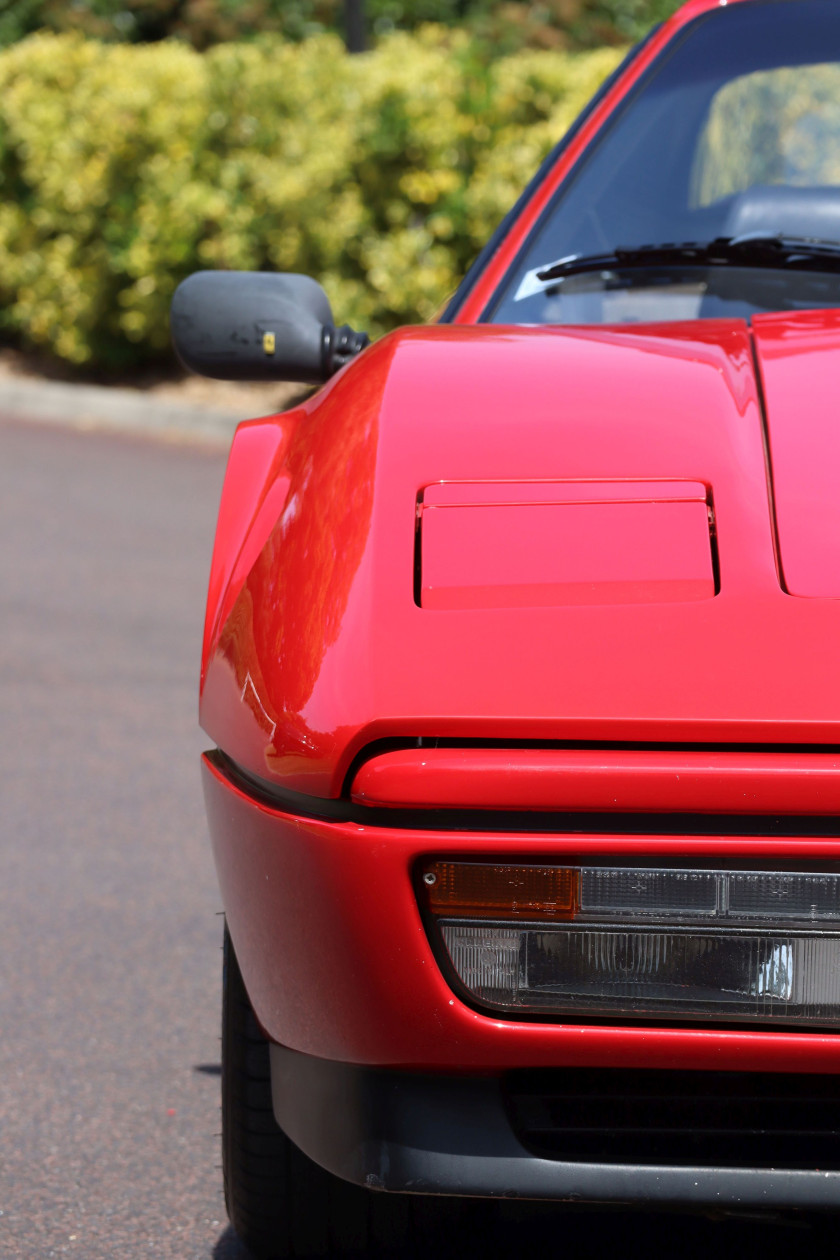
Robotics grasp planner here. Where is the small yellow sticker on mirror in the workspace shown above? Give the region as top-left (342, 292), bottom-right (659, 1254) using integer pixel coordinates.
top-left (263, 331), bottom-right (276, 355)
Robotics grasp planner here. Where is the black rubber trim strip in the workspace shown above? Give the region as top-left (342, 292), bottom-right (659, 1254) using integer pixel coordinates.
top-left (210, 749), bottom-right (840, 837)
top-left (438, 27), bottom-right (661, 325)
top-left (269, 1043), bottom-right (840, 1207)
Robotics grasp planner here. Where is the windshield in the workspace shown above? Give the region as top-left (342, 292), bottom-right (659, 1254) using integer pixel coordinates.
top-left (489, 0), bottom-right (840, 326)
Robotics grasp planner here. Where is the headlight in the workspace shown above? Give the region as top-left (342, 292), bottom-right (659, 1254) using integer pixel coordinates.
top-left (421, 861), bottom-right (840, 1027)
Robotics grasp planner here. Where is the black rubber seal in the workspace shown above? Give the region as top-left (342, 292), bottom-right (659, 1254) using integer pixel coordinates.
top-left (210, 748), bottom-right (840, 837)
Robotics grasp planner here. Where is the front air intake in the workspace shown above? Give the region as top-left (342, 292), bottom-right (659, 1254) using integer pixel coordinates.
top-left (505, 1068), bottom-right (840, 1169)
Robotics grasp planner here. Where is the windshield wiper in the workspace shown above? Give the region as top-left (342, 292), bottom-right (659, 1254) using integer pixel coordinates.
top-left (514, 234), bottom-right (840, 301)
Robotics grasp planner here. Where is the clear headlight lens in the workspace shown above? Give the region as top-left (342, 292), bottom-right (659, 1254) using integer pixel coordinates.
top-left (422, 862), bottom-right (840, 1027)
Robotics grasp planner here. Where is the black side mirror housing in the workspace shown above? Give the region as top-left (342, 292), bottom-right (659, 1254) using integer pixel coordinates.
top-left (170, 271), bottom-right (369, 383)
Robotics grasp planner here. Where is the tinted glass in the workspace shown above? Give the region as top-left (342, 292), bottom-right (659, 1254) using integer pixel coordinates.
top-left (490, 0), bottom-right (840, 326)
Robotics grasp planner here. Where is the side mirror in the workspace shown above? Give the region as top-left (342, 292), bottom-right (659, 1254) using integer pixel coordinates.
top-left (170, 271), bottom-right (369, 383)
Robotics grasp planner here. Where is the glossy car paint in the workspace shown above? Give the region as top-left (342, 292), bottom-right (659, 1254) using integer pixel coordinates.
top-left (753, 308), bottom-right (840, 598)
top-left (350, 747), bottom-right (840, 814)
top-left (419, 480), bottom-right (715, 609)
top-left (201, 414), bottom-right (299, 689)
top-left (205, 754), bottom-right (840, 1073)
top-left (199, 0), bottom-right (840, 1128)
top-left (201, 318), bottom-right (840, 801)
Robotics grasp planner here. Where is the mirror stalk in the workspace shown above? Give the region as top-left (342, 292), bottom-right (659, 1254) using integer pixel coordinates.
top-left (323, 324), bottom-right (370, 376)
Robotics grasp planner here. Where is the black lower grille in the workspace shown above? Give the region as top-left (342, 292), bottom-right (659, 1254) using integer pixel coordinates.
top-left (505, 1069), bottom-right (840, 1169)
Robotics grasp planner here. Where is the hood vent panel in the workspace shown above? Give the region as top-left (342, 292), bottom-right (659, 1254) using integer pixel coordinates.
top-left (418, 480), bottom-right (715, 610)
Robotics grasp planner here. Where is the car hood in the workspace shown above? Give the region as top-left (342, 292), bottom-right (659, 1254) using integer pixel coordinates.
top-left (201, 314), bottom-right (840, 797)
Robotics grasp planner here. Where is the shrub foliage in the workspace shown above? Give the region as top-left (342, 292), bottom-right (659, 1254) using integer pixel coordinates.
top-left (0, 31), bottom-right (623, 366)
top-left (0, 2), bottom-right (679, 53)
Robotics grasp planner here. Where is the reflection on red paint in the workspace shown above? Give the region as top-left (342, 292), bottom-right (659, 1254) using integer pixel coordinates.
top-left (753, 310), bottom-right (840, 599)
top-left (201, 321), bottom-right (840, 799)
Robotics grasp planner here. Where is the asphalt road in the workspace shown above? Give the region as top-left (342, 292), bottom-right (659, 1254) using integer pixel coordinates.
top-left (0, 417), bottom-right (836, 1259)
top-left (0, 419), bottom-right (238, 1259)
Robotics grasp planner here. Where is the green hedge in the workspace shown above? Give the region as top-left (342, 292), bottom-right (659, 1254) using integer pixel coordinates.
top-left (0, 2), bottom-right (679, 54)
top-left (0, 31), bottom-right (623, 367)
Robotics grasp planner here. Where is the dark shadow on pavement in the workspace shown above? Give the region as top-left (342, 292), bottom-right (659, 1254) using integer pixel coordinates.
top-left (212, 1200), bottom-right (834, 1259)
top-left (213, 1224), bottom-right (252, 1259)
top-left (194, 1062), bottom-right (222, 1076)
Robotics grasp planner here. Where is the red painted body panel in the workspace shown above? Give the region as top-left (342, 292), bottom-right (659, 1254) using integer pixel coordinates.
top-left (753, 309), bottom-right (840, 599)
top-left (201, 412), bottom-right (301, 686)
top-left (205, 755), bottom-right (840, 1073)
top-left (200, 319), bottom-right (840, 799)
top-left (422, 480), bottom-right (709, 507)
top-left (419, 480), bottom-right (714, 609)
top-left (350, 747), bottom-right (840, 814)
top-left (197, 0), bottom-right (840, 1167)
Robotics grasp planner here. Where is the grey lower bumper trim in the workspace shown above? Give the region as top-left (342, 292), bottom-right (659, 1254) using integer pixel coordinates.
top-left (269, 1044), bottom-right (840, 1209)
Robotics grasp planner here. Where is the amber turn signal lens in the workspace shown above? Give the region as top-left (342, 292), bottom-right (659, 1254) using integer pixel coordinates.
top-left (422, 861), bottom-right (579, 920)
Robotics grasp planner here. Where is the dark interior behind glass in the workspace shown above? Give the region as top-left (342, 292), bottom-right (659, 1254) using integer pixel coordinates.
top-left (489, 0), bottom-right (840, 326)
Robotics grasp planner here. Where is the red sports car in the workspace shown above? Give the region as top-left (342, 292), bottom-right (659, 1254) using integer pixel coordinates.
top-left (172, 0), bottom-right (840, 1253)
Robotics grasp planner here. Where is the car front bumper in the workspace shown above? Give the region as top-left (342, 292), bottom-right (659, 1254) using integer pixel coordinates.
top-left (204, 751), bottom-right (840, 1208)
top-left (203, 751), bottom-right (840, 1075)
top-left (269, 1043), bottom-right (840, 1209)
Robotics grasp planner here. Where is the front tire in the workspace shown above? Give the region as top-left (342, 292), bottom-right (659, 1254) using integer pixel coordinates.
top-left (222, 926), bottom-right (429, 1258)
